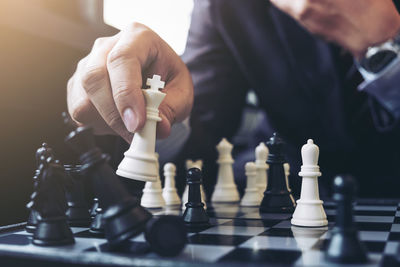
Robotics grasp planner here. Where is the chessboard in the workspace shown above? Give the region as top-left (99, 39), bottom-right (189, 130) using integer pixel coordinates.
top-left (0, 199), bottom-right (399, 267)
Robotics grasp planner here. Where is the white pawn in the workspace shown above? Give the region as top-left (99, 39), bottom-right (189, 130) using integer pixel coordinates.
top-left (291, 139), bottom-right (327, 227)
top-left (141, 155), bottom-right (165, 208)
top-left (284, 163), bottom-right (295, 203)
top-left (240, 162), bottom-right (260, 206)
top-left (162, 163), bottom-right (181, 206)
top-left (182, 159), bottom-right (206, 209)
top-left (255, 142), bottom-right (269, 200)
top-left (211, 138), bottom-right (240, 203)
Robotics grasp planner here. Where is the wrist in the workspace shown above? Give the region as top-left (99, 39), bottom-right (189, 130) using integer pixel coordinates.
top-left (354, 14), bottom-right (400, 59)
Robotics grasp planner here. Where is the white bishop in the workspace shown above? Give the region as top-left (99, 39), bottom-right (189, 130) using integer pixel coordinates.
top-left (291, 139), bottom-right (327, 227)
top-left (211, 138), bottom-right (239, 203)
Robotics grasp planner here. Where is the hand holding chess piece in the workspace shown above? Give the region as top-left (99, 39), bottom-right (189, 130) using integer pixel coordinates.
top-left (117, 75), bottom-right (166, 182)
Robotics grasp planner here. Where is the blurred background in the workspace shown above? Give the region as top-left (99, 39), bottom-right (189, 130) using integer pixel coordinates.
top-left (0, 0), bottom-right (194, 226)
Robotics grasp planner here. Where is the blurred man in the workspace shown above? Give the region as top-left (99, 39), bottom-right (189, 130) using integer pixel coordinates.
top-left (67, 0), bottom-right (400, 197)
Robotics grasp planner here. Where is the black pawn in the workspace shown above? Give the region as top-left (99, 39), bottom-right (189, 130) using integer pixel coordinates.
top-left (26, 143), bottom-right (55, 233)
top-left (182, 168), bottom-right (210, 231)
top-left (65, 126), bottom-right (152, 248)
top-left (64, 165), bottom-right (91, 227)
top-left (325, 175), bottom-right (368, 263)
top-left (29, 158), bottom-right (74, 246)
top-left (260, 133), bottom-right (295, 213)
top-left (145, 215), bottom-right (187, 257)
top-left (90, 208), bottom-right (105, 236)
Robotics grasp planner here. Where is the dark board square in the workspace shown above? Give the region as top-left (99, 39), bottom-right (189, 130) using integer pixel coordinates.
top-left (356, 222), bottom-right (392, 231)
top-left (354, 210), bottom-right (396, 216)
top-left (317, 239), bottom-right (385, 253)
top-left (363, 241), bottom-right (386, 253)
top-left (74, 230), bottom-right (103, 238)
top-left (221, 219), bottom-right (280, 228)
top-left (381, 255), bottom-right (400, 267)
top-left (388, 232), bottom-right (400, 241)
top-left (259, 228), bottom-right (294, 237)
top-left (188, 234), bottom-right (251, 246)
top-left (218, 248), bottom-right (301, 264)
top-left (206, 211), bottom-right (245, 219)
top-left (85, 240), bottom-right (150, 254)
top-left (0, 234), bottom-right (30, 246)
top-left (394, 217), bottom-right (400, 224)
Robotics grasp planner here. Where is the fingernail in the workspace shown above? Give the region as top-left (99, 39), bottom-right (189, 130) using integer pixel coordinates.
top-left (123, 108), bottom-right (139, 133)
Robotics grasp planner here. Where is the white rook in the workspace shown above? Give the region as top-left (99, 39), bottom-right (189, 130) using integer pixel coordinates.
top-left (117, 75), bottom-right (166, 182)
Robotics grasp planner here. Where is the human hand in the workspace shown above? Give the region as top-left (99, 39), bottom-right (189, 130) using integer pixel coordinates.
top-left (270, 0), bottom-right (400, 58)
top-left (67, 22), bottom-right (193, 143)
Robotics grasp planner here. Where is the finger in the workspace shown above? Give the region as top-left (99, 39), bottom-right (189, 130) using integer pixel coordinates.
top-left (81, 35), bottom-right (133, 142)
top-left (156, 67), bottom-right (193, 139)
top-left (106, 23), bottom-right (155, 134)
top-left (270, 0), bottom-right (301, 17)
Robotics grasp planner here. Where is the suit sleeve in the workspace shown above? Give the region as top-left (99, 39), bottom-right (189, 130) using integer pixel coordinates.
top-left (358, 58), bottom-right (400, 131)
top-left (181, 0), bottom-right (249, 159)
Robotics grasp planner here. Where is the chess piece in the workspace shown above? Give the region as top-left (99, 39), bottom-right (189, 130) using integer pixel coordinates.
top-left (240, 162), bottom-right (260, 206)
top-left (162, 163), bottom-right (181, 206)
top-left (65, 125), bottom-right (152, 247)
top-left (211, 138), bottom-right (239, 202)
top-left (325, 175), bottom-right (368, 263)
top-left (28, 157), bottom-right (74, 246)
top-left (259, 133), bottom-right (296, 213)
top-left (145, 215), bottom-right (187, 257)
top-left (89, 198), bottom-right (99, 219)
top-left (255, 142), bottom-right (268, 199)
top-left (284, 163), bottom-right (296, 204)
top-left (284, 163), bottom-right (292, 192)
top-left (26, 143), bottom-right (55, 233)
top-left (64, 165), bottom-right (91, 227)
top-left (117, 75), bottom-right (166, 182)
top-left (182, 168), bottom-right (210, 231)
top-left (182, 159), bottom-right (206, 209)
top-left (141, 155), bottom-right (166, 208)
top-left (291, 139), bottom-right (327, 227)
top-left (89, 207), bottom-right (105, 237)
top-left (62, 111), bottom-right (78, 133)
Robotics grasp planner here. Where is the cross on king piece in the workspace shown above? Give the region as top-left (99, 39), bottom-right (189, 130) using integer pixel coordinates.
top-left (146, 74), bottom-right (165, 91)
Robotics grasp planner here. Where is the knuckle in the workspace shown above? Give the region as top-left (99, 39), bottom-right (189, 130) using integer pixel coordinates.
top-left (105, 109), bottom-right (123, 129)
top-left (107, 46), bottom-right (132, 67)
top-left (81, 66), bottom-right (107, 95)
top-left (69, 98), bottom-right (92, 123)
top-left (93, 37), bottom-right (107, 48)
top-left (112, 82), bottom-right (133, 102)
top-left (67, 76), bottom-right (75, 90)
top-left (127, 21), bottom-right (149, 32)
top-left (297, 0), bottom-right (312, 20)
top-left (160, 104), bottom-right (177, 125)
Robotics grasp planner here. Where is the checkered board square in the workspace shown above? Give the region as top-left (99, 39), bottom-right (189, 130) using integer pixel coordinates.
top-left (0, 200), bottom-right (399, 266)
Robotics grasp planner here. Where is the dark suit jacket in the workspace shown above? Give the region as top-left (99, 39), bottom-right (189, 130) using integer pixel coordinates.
top-left (179, 0), bottom-right (400, 198)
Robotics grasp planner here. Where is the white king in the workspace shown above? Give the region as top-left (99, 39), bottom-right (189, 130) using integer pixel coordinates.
top-left (291, 139), bottom-right (328, 227)
top-left (116, 75), bottom-right (166, 182)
